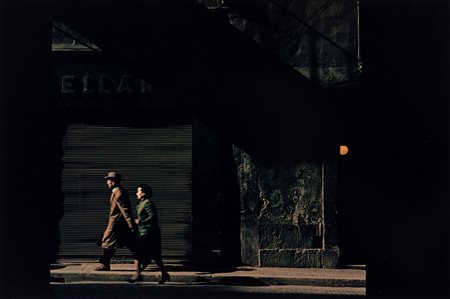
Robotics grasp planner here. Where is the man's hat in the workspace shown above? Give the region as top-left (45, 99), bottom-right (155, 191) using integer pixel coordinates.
top-left (104, 171), bottom-right (123, 181)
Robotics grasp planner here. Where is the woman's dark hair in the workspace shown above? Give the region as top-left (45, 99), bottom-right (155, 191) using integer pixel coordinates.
top-left (138, 184), bottom-right (153, 198)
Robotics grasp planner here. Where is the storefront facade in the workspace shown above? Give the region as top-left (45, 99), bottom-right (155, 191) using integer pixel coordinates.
top-left (53, 58), bottom-right (219, 259)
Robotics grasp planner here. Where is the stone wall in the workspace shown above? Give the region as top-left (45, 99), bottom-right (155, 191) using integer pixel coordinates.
top-left (235, 148), bottom-right (339, 268)
top-left (223, 0), bottom-right (360, 87)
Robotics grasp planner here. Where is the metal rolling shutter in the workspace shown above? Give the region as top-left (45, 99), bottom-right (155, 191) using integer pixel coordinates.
top-left (59, 124), bottom-right (192, 257)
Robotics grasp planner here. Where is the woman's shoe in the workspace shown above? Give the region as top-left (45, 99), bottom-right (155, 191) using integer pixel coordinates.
top-left (127, 274), bottom-right (142, 283)
top-left (158, 273), bottom-right (170, 284)
top-left (94, 264), bottom-right (110, 271)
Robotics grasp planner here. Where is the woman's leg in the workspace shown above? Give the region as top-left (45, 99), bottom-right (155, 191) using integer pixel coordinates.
top-left (155, 257), bottom-right (170, 284)
top-left (127, 237), bottom-right (142, 282)
top-left (127, 259), bottom-right (142, 282)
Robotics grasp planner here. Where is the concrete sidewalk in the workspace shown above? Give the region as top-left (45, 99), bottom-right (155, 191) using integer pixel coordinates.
top-left (50, 260), bottom-right (366, 288)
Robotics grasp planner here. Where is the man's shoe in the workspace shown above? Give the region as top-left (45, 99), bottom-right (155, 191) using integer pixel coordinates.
top-left (94, 264), bottom-right (110, 271)
top-left (127, 274), bottom-right (142, 283)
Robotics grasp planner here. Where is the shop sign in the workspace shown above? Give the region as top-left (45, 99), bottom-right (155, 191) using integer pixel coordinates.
top-left (60, 74), bottom-right (154, 96)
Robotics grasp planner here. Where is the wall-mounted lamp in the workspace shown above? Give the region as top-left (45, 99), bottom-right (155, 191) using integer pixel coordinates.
top-left (340, 145), bottom-right (349, 156)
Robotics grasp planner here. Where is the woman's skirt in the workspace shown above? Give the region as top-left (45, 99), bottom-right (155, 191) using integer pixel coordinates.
top-left (135, 233), bottom-right (162, 265)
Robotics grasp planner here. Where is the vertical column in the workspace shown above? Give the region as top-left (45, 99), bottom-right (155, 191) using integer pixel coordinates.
top-left (0, 2), bottom-right (63, 298)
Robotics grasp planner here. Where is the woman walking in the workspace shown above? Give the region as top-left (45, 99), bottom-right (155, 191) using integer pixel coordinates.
top-left (128, 184), bottom-right (170, 283)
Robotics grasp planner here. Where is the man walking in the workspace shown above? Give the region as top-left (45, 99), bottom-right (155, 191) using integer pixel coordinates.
top-left (95, 171), bottom-right (136, 271)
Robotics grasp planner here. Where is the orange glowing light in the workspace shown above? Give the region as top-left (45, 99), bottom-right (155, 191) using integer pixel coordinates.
top-left (340, 145), bottom-right (349, 156)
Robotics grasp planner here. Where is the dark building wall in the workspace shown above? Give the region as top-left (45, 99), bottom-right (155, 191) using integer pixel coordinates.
top-left (347, 1), bottom-right (450, 297)
top-left (192, 118), bottom-right (242, 266)
top-left (198, 0), bottom-right (358, 268)
top-left (0, 3), bottom-right (64, 298)
top-left (192, 118), bottom-right (222, 262)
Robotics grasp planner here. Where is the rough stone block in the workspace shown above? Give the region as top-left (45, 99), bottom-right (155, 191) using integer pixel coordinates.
top-left (259, 224), bottom-right (300, 249)
top-left (240, 222), bottom-right (259, 266)
top-left (321, 249), bottom-right (340, 268)
top-left (299, 224), bottom-right (316, 248)
top-left (259, 249), bottom-right (294, 267)
top-left (294, 249), bottom-right (322, 268)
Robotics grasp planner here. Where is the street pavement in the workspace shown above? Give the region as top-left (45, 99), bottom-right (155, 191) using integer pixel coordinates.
top-left (51, 282), bottom-right (365, 299)
top-left (50, 260), bottom-right (366, 298)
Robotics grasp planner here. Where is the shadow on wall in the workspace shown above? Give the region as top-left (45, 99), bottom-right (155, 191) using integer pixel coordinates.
top-left (53, 1), bottom-right (329, 165)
